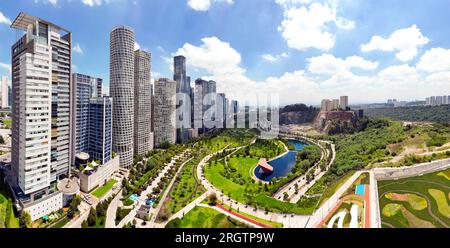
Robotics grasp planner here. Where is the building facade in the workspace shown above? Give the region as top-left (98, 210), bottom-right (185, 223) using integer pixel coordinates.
top-left (134, 50), bottom-right (153, 156)
top-left (174, 55), bottom-right (192, 144)
top-left (1, 76), bottom-right (10, 108)
top-left (154, 78), bottom-right (176, 147)
top-left (71, 73), bottom-right (103, 163)
top-left (110, 26), bottom-right (135, 168)
top-left (340, 96), bottom-right (349, 110)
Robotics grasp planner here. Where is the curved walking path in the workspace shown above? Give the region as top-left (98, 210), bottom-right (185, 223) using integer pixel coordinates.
top-left (196, 144), bottom-right (310, 228)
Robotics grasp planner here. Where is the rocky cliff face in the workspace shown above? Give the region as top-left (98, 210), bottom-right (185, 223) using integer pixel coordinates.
top-left (279, 104), bottom-right (319, 125)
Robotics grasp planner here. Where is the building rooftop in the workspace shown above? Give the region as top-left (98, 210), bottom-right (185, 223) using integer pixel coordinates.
top-left (11, 12), bottom-right (70, 33)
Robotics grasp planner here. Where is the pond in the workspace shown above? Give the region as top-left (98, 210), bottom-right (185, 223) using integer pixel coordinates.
top-left (254, 139), bottom-right (306, 182)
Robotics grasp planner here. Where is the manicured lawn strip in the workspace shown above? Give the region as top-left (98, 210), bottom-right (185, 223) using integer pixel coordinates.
top-left (49, 216), bottom-right (70, 228)
top-left (378, 169), bottom-right (450, 227)
top-left (205, 161), bottom-right (246, 202)
top-left (92, 179), bottom-right (118, 199)
top-left (221, 203), bottom-right (283, 228)
top-left (175, 206), bottom-right (248, 228)
top-left (428, 189), bottom-right (450, 217)
top-left (316, 171), bottom-right (356, 207)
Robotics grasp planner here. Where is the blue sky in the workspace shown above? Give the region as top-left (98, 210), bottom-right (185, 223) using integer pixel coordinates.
top-left (1, 0), bottom-right (450, 105)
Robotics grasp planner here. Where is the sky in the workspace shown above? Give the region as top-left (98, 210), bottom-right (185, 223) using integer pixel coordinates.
top-left (1, 0), bottom-right (450, 106)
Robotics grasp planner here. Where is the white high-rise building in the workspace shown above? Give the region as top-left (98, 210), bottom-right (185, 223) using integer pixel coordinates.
top-left (134, 50), bottom-right (153, 156)
top-left (1, 76), bottom-right (10, 108)
top-left (10, 13), bottom-right (78, 221)
top-left (110, 26), bottom-right (135, 168)
top-left (154, 78), bottom-right (176, 147)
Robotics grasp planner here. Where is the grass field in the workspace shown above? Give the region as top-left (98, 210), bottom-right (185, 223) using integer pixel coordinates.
top-left (378, 168), bottom-right (450, 228)
top-left (91, 179), bottom-right (117, 199)
top-left (0, 181), bottom-right (20, 228)
top-left (176, 206), bottom-right (248, 228)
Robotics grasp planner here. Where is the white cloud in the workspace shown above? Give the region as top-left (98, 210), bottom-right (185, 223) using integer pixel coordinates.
top-left (277, 0), bottom-right (355, 51)
top-left (307, 54), bottom-right (378, 74)
top-left (33, 0), bottom-right (58, 6)
top-left (187, 0), bottom-right (234, 12)
top-left (262, 52), bottom-right (289, 62)
top-left (176, 36), bottom-right (244, 76)
top-left (73, 43), bottom-right (84, 54)
top-left (416, 47), bottom-right (450, 73)
top-left (82, 0), bottom-right (105, 6)
top-left (361, 25), bottom-right (429, 62)
top-left (173, 36), bottom-right (446, 105)
top-left (0, 63), bottom-right (11, 74)
top-left (378, 64), bottom-right (419, 81)
top-left (0, 11), bottom-right (11, 25)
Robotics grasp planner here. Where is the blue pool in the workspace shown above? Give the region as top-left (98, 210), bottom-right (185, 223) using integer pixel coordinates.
top-left (254, 139), bottom-right (306, 182)
top-left (355, 184), bottom-right (365, 195)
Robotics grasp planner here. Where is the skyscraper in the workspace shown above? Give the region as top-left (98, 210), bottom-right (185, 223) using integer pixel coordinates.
top-left (340, 96), bottom-right (349, 110)
top-left (110, 26), bottom-right (135, 168)
top-left (10, 13), bottom-right (76, 220)
top-left (1, 76), bottom-right (10, 108)
top-left (88, 97), bottom-right (113, 164)
top-left (71, 73), bottom-right (103, 164)
top-left (174, 55), bottom-right (192, 143)
top-left (154, 78), bottom-right (177, 147)
top-left (134, 50), bottom-right (153, 156)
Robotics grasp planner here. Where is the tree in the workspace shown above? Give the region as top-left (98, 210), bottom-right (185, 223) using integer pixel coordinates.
top-left (81, 220), bottom-right (88, 228)
top-left (20, 211), bottom-right (32, 228)
top-left (208, 193), bottom-right (218, 206)
top-left (87, 207), bottom-right (97, 226)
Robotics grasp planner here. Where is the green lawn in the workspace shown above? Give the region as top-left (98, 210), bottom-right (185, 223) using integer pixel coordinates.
top-left (174, 206), bottom-right (248, 228)
top-left (49, 216), bottom-right (70, 228)
top-left (1, 181), bottom-right (20, 228)
top-left (378, 168), bottom-right (450, 228)
top-left (92, 179), bottom-right (118, 199)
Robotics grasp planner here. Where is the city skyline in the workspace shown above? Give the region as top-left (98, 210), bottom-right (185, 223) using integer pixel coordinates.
top-left (1, 0), bottom-right (450, 105)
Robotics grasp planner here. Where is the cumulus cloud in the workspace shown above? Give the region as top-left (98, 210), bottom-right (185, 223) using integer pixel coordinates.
top-left (361, 25), bottom-right (429, 62)
top-left (277, 0), bottom-right (355, 51)
top-left (307, 54), bottom-right (378, 74)
top-left (171, 36), bottom-right (442, 105)
top-left (134, 42), bottom-right (141, 51)
top-left (187, 0), bottom-right (234, 12)
top-left (416, 47), bottom-right (450, 73)
top-left (0, 11), bottom-right (11, 25)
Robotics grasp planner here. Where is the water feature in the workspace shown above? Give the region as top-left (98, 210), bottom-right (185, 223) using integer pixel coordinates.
top-left (254, 139), bottom-right (306, 182)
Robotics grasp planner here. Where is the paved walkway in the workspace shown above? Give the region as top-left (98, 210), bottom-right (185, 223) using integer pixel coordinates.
top-left (115, 150), bottom-right (191, 228)
top-left (196, 146), bottom-right (310, 228)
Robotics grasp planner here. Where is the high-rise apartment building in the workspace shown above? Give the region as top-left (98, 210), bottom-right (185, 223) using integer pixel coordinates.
top-left (88, 97), bottom-right (113, 164)
top-left (154, 78), bottom-right (177, 147)
top-left (110, 26), bottom-right (135, 168)
top-left (71, 73), bottom-right (103, 163)
top-left (194, 79), bottom-right (218, 133)
top-left (134, 50), bottom-right (153, 156)
top-left (1, 76), bottom-right (10, 108)
top-left (10, 13), bottom-right (77, 220)
top-left (340, 96), bottom-right (348, 110)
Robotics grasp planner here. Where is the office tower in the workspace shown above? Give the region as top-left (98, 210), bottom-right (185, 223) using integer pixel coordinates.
top-left (194, 79), bottom-right (218, 133)
top-left (216, 93), bottom-right (226, 127)
top-left (174, 56), bottom-right (192, 143)
top-left (88, 97), bottom-right (113, 164)
top-left (340, 96), bottom-right (348, 110)
top-left (231, 100), bottom-right (239, 114)
top-left (72, 73), bottom-right (103, 163)
top-left (154, 78), bottom-right (176, 147)
top-left (436, 96), bottom-right (443, 106)
top-left (1, 76), bottom-right (10, 108)
top-left (110, 26), bottom-right (135, 168)
top-left (11, 13), bottom-right (76, 220)
top-left (134, 50), bottom-right (153, 156)
top-left (194, 79), bottom-right (206, 131)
